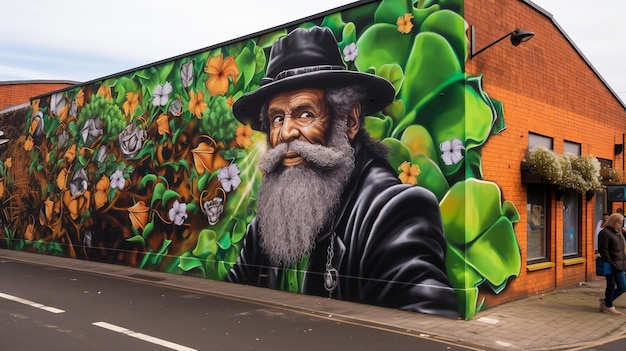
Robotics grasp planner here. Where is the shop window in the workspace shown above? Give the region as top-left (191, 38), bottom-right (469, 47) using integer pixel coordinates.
top-left (527, 133), bottom-right (552, 263)
top-left (562, 189), bottom-right (580, 257)
top-left (527, 185), bottom-right (548, 262)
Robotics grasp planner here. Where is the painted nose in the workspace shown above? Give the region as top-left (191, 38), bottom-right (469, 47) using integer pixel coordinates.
top-left (279, 117), bottom-right (300, 142)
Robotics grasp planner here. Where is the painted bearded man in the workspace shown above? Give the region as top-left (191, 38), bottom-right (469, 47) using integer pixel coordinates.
top-left (227, 26), bottom-right (458, 317)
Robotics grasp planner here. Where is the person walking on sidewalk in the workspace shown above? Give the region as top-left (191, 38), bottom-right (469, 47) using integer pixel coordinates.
top-left (598, 212), bottom-right (626, 315)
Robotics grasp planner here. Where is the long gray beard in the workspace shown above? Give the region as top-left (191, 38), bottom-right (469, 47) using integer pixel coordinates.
top-left (256, 122), bottom-right (355, 267)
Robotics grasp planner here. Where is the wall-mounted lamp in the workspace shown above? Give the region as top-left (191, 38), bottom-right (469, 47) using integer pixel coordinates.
top-left (470, 26), bottom-right (534, 59)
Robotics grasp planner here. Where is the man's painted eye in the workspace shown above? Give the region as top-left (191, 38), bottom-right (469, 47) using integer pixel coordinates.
top-left (298, 111), bottom-right (314, 119)
top-left (272, 116), bottom-right (284, 124)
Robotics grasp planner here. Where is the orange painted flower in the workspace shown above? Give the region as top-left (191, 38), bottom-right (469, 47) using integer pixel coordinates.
top-left (44, 199), bottom-right (55, 223)
top-left (398, 161), bottom-right (421, 185)
top-left (97, 84), bottom-right (113, 99)
top-left (188, 90), bottom-right (207, 119)
top-left (94, 175), bottom-right (110, 209)
top-left (64, 144), bottom-right (77, 163)
top-left (24, 136), bottom-right (34, 151)
top-left (24, 222), bottom-right (35, 241)
top-left (0, 181), bottom-right (4, 198)
top-left (397, 13), bottom-right (414, 34)
top-left (76, 89), bottom-right (85, 107)
top-left (192, 141), bottom-right (229, 175)
top-left (235, 125), bottom-right (253, 148)
top-left (156, 114), bottom-right (171, 135)
top-left (122, 91), bottom-right (140, 117)
top-left (204, 54), bottom-right (240, 96)
top-left (128, 201), bottom-right (150, 230)
top-left (63, 189), bottom-right (91, 220)
top-left (57, 168), bottom-right (68, 190)
top-left (5, 158), bottom-right (11, 168)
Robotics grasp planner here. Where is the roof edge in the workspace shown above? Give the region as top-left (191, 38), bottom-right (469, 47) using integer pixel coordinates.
top-left (0, 79), bottom-right (82, 86)
top-left (0, 102), bottom-right (30, 115)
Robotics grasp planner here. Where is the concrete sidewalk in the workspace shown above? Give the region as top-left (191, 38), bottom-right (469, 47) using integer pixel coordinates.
top-left (2, 248), bottom-right (626, 351)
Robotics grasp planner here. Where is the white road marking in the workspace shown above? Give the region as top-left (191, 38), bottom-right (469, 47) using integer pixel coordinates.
top-left (92, 321), bottom-right (197, 351)
top-left (0, 292), bottom-right (65, 313)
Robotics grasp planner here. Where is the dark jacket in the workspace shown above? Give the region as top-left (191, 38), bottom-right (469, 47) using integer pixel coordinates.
top-left (598, 226), bottom-right (626, 272)
top-left (226, 138), bottom-right (458, 317)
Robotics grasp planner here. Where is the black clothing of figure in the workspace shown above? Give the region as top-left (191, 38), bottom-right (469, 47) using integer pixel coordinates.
top-left (226, 137), bottom-right (458, 317)
top-left (599, 226), bottom-right (626, 272)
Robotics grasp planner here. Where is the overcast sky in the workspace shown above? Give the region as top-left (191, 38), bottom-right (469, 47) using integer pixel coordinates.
top-left (1, 0), bottom-right (624, 100)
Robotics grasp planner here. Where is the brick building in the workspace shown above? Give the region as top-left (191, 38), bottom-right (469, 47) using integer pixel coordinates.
top-left (0, 80), bottom-right (78, 111)
top-left (466, 0), bottom-right (626, 305)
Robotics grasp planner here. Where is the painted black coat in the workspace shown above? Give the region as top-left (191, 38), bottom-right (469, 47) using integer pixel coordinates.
top-left (226, 139), bottom-right (458, 317)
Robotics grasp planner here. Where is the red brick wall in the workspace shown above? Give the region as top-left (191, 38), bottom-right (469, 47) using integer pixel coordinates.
top-left (0, 81), bottom-right (78, 110)
top-left (466, 0), bottom-right (626, 305)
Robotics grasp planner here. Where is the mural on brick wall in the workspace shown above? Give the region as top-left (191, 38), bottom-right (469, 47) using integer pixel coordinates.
top-left (0, 0), bottom-right (520, 319)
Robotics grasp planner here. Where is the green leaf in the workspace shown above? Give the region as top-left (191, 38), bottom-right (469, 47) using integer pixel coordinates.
top-left (126, 235), bottom-right (146, 245)
top-left (441, 179), bottom-right (506, 245)
top-left (161, 190), bottom-right (180, 206)
top-left (321, 13), bottom-right (346, 40)
top-left (464, 217), bottom-right (521, 288)
top-left (502, 200), bottom-right (520, 223)
top-left (142, 221), bottom-right (154, 238)
top-left (400, 32), bottom-right (462, 112)
top-left (235, 47), bottom-right (257, 89)
top-left (231, 218), bottom-right (246, 244)
top-left (420, 10), bottom-right (467, 64)
top-left (192, 229), bottom-right (218, 258)
top-left (400, 124), bottom-right (437, 162)
top-left (378, 64), bottom-right (404, 95)
top-left (413, 155), bottom-right (449, 201)
top-left (381, 137), bottom-right (411, 171)
top-left (197, 171), bottom-right (211, 192)
top-left (186, 202), bottom-right (198, 213)
top-left (217, 232), bottom-right (232, 250)
top-left (374, 0), bottom-right (415, 24)
top-left (151, 183), bottom-right (166, 207)
top-left (364, 116), bottom-right (393, 140)
top-left (139, 174), bottom-right (157, 189)
top-left (178, 253), bottom-right (205, 273)
top-left (382, 99), bottom-right (406, 123)
top-left (354, 24), bottom-right (415, 73)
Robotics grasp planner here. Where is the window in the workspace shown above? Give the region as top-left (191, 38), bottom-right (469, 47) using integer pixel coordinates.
top-left (527, 133), bottom-right (553, 263)
top-left (527, 185), bottom-right (548, 261)
top-left (529, 133), bottom-right (553, 150)
top-left (562, 189), bottom-right (580, 257)
top-left (562, 140), bottom-right (581, 257)
top-left (563, 141), bottom-right (581, 155)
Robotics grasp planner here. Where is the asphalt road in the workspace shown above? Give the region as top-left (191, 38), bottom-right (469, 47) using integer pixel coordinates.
top-left (0, 258), bottom-right (479, 351)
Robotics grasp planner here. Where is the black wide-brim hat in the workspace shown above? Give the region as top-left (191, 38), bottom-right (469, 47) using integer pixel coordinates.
top-left (232, 26), bottom-right (395, 131)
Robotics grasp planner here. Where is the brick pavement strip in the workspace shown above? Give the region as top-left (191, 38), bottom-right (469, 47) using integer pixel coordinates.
top-left (3, 249), bottom-right (626, 351)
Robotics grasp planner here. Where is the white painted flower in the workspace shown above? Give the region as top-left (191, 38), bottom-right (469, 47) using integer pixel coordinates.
top-left (110, 169), bottom-right (125, 190)
top-left (97, 145), bottom-right (107, 164)
top-left (343, 42), bottom-right (358, 62)
top-left (203, 197), bottom-right (224, 225)
top-left (81, 116), bottom-right (103, 145)
top-left (168, 200), bottom-right (188, 226)
top-left (217, 164), bottom-right (241, 192)
top-left (152, 82), bottom-right (173, 107)
top-left (440, 137), bottom-right (465, 165)
top-left (69, 168), bottom-right (89, 196)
